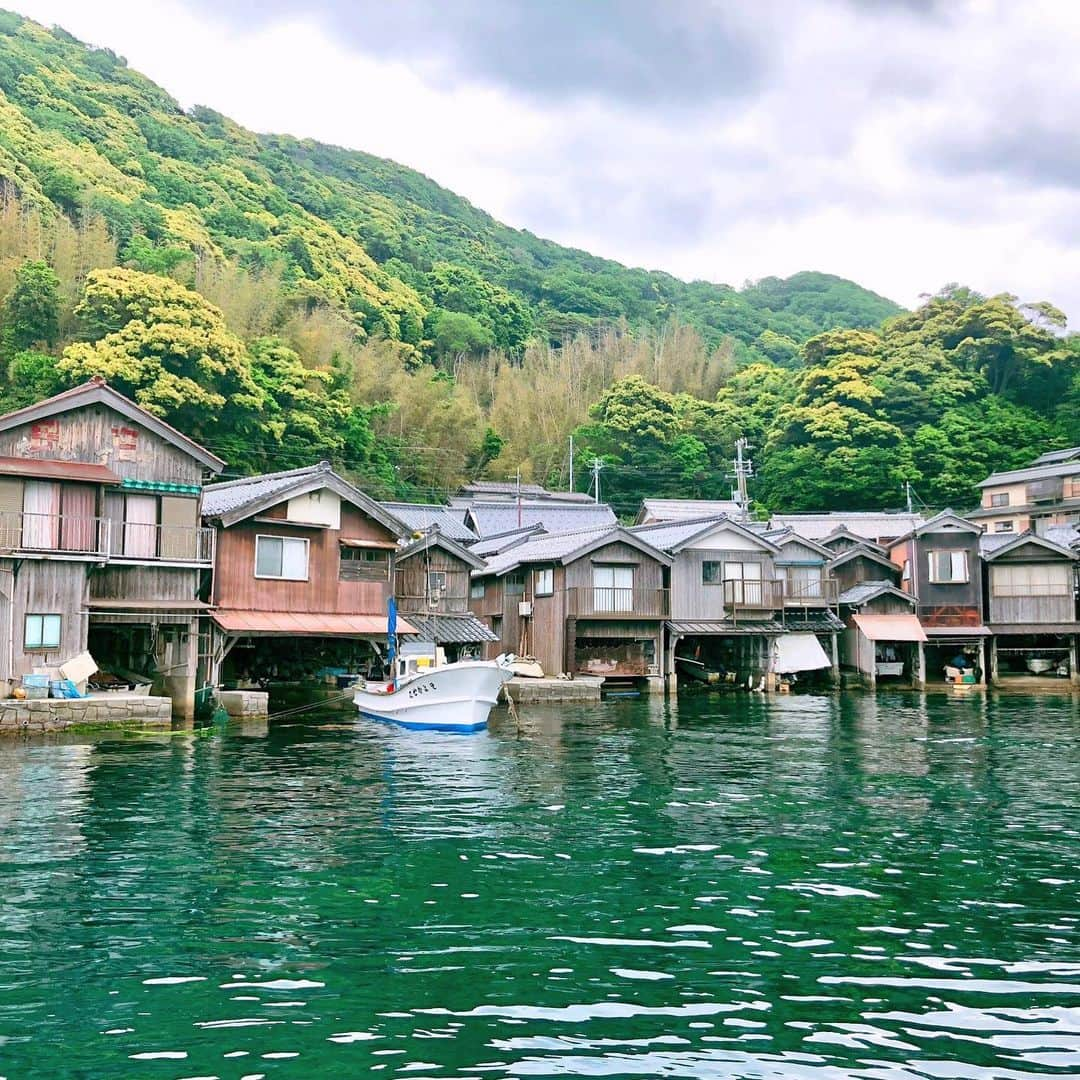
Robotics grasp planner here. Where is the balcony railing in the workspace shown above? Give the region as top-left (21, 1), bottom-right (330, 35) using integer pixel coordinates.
top-left (722, 578), bottom-right (785, 610)
top-left (0, 512), bottom-right (214, 564)
top-left (917, 604), bottom-right (983, 627)
top-left (395, 593), bottom-right (471, 614)
top-left (567, 587), bottom-right (669, 618)
top-left (783, 576), bottom-right (839, 606)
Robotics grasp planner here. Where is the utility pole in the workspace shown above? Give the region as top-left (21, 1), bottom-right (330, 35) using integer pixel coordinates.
top-left (588, 458), bottom-right (605, 504)
top-left (730, 438), bottom-right (753, 522)
top-left (905, 480), bottom-right (914, 514)
top-left (514, 467), bottom-right (522, 528)
top-left (568, 434), bottom-right (574, 493)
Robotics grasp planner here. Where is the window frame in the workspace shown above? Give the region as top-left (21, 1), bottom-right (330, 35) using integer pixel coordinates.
top-left (989, 492), bottom-right (1010, 508)
top-left (24, 613), bottom-right (62, 651)
top-left (702, 560), bottom-right (724, 585)
top-left (427, 570), bottom-right (448, 594)
top-left (927, 548), bottom-right (969, 584)
top-left (534, 566), bottom-right (554, 596)
top-left (505, 572), bottom-right (526, 596)
top-left (993, 521), bottom-right (1015, 533)
top-left (470, 578), bottom-right (486, 600)
top-left (254, 534), bottom-right (310, 581)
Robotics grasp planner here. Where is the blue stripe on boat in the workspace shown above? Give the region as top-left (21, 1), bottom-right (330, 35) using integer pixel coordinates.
top-left (356, 709), bottom-right (487, 733)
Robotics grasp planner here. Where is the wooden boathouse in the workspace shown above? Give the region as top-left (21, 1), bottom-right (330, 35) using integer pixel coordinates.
top-left (202, 462), bottom-right (414, 690)
top-left (0, 379), bottom-right (224, 718)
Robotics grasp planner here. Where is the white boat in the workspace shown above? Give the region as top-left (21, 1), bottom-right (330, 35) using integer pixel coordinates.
top-left (354, 647), bottom-right (515, 733)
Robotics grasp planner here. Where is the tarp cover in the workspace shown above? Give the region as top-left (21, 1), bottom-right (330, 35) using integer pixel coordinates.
top-left (852, 613), bottom-right (928, 642)
top-left (772, 632), bottom-right (831, 674)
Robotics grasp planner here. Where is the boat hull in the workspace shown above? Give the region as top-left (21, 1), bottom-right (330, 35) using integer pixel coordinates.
top-left (354, 661), bottom-right (514, 732)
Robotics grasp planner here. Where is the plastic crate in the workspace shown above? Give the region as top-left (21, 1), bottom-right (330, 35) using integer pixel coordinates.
top-left (22, 673), bottom-right (49, 689)
top-left (23, 685), bottom-right (48, 700)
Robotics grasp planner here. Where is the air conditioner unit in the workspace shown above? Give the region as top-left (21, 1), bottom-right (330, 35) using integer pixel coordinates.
top-left (518, 601), bottom-right (533, 617)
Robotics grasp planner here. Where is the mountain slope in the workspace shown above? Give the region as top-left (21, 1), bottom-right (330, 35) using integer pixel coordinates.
top-left (0, 10), bottom-right (901, 360)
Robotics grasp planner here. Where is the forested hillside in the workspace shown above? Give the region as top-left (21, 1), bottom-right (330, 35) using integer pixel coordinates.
top-left (0, 11), bottom-right (1075, 514)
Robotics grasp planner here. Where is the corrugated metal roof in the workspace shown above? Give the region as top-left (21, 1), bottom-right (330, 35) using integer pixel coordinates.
top-left (977, 459), bottom-right (1080, 487)
top-left (770, 512), bottom-right (924, 541)
top-left (213, 611), bottom-right (416, 636)
top-left (382, 502), bottom-right (476, 541)
top-left (401, 613), bottom-right (499, 643)
top-left (782, 611), bottom-right (845, 632)
top-left (638, 498), bottom-right (742, 523)
top-left (467, 501), bottom-right (616, 537)
top-left (0, 456), bottom-right (120, 483)
top-left (668, 620), bottom-right (784, 636)
top-left (852, 613), bottom-right (927, 642)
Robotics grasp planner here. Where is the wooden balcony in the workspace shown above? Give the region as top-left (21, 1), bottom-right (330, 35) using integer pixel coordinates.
top-left (783, 576), bottom-right (839, 607)
top-left (723, 578), bottom-right (785, 610)
top-left (566, 587), bottom-right (669, 618)
top-left (0, 512), bottom-right (214, 564)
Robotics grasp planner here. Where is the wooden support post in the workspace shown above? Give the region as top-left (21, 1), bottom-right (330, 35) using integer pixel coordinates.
top-left (989, 636), bottom-right (999, 685)
top-left (1071, 634), bottom-right (1080, 687)
top-left (914, 642), bottom-right (926, 689)
top-left (829, 632), bottom-right (840, 687)
top-left (977, 638), bottom-right (987, 686)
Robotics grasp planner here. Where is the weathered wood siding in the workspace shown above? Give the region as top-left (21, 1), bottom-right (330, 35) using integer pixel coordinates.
top-left (1, 560), bottom-right (88, 679)
top-left (669, 549), bottom-right (774, 620)
top-left (396, 547), bottom-right (473, 615)
top-left (987, 548), bottom-right (1077, 624)
top-left (832, 554), bottom-right (901, 593)
top-left (212, 503), bottom-right (396, 614)
top-left (774, 540), bottom-right (825, 565)
top-left (563, 541), bottom-right (665, 591)
top-left (90, 565), bottom-right (201, 603)
top-left (0, 404), bottom-right (205, 485)
top-left (524, 565), bottom-right (566, 675)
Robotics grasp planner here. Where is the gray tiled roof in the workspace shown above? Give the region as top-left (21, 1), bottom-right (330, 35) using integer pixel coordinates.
top-left (401, 612), bottom-right (498, 643)
top-left (1032, 446), bottom-right (1080, 465)
top-left (782, 610), bottom-right (846, 632)
top-left (202, 464), bottom-right (325, 517)
top-left (838, 580), bottom-right (910, 606)
top-left (630, 515), bottom-right (732, 552)
top-left (382, 502), bottom-right (476, 542)
top-left (977, 459), bottom-right (1080, 487)
top-left (1043, 524), bottom-right (1080, 548)
top-left (467, 501), bottom-right (616, 537)
top-left (668, 620), bottom-right (784, 636)
top-left (477, 525), bottom-right (617, 576)
top-left (770, 512), bottom-right (924, 541)
top-left (638, 498), bottom-right (742, 522)
top-left (469, 525), bottom-right (546, 557)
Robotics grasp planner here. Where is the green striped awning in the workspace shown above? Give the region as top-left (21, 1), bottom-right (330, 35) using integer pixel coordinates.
top-left (119, 478), bottom-right (201, 495)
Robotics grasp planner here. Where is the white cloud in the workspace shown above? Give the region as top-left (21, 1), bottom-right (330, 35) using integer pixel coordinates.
top-left (12, 0), bottom-right (1080, 320)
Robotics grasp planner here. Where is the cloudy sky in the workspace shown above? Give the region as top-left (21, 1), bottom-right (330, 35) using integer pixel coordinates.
top-left (14, 0), bottom-right (1080, 318)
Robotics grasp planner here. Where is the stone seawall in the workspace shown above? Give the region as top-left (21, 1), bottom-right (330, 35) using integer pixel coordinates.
top-left (0, 696), bottom-right (172, 734)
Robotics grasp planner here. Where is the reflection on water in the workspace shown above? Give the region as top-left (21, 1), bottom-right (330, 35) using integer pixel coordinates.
top-left (0, 691), bottom-right (1077, 1077)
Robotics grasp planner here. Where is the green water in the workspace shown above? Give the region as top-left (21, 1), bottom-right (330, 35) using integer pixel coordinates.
top-left (0, 692), bottom-right (1078, 1078)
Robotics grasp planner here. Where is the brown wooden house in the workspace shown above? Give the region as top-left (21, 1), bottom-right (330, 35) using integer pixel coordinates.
top-left (469, 525), bottom-right (670, 688)
top-left (980, 530), bottom-right (1080, 684)
top-left (0, 379), bottom-right (224, 717)
top-left (887, 510), bottom-right (990, 683)
top-left (202, 462), bottom-right (413, 687)
top-left (393, 527), bottom-right (498, 660)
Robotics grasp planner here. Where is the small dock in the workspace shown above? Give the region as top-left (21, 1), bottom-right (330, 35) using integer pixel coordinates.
top-left (504, 676), bottom-right (603, 703)
top-left (0, 694), bottom-right (172, 735)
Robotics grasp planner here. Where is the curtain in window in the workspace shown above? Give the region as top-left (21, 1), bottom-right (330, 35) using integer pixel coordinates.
top-left (60, 484), bottom-right (96, 552)
top-left (124, 494), bottom-right (159, 558)
top-left (23, 481), bottom-right (60, 549)
top-left (593, 565), bottom-right (633, 612)
top-left (280, 538), bottom-right (308, 579)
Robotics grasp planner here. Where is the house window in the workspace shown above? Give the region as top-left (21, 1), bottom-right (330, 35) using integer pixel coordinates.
top-left (722, 560), bottom-right (763, 605)
top-left (989, 493), bottom-right (1010, 507)
top-left (427, 571), bottom-right (447, 594)
top-left (535, 567), bottom-right (554, 596)
top-left (994, 521), bottom-right (1015, 533)
top-left (702, 560), bottom-right (723, 584)
top-left (340, 545), bottom-right (388, 582)
top-left (470, 579), bottom-right (485, 600)
top-left (505, 572), bottom-right (526, 596)
top-left (593, 565), bottom-right (633, 612)
top-left (992, 563), bottom-right (1071, 597)
top-left (255, 535), bottom-right (309, 580)
top-left (24, 613), bottom-right (61, 650)
top-left (928, 549), bottom-right (969, 584)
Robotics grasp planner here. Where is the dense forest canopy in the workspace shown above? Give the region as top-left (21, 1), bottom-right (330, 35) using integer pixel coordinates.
top-left (0, 11), bottom-right (1075, 515)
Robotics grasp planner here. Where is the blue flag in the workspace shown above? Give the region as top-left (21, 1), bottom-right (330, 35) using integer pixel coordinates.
top-left (387, 594), bottom-right (398, 674)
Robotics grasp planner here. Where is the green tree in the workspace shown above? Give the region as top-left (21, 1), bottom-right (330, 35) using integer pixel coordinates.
top-left (2, 259), bottom-right (60, 354)
top-left (59, 268), bottom-right (262, 446)
top-left (429, 309), bottom-right (494, 359)
top-left (0, 350), bottom-right (66, 413)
